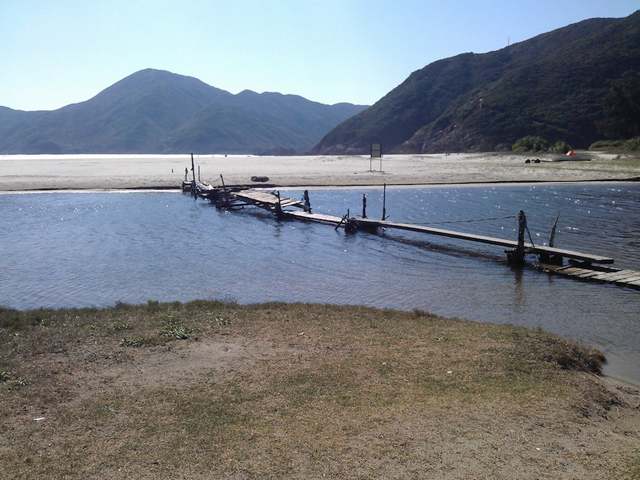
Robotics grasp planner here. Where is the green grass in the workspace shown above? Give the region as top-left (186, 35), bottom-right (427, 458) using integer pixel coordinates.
top-left (0, 301), bottom-right (637, 478)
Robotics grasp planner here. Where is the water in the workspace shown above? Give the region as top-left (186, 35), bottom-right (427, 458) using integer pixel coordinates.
top-left (1, 184), bottom-right (639, 385)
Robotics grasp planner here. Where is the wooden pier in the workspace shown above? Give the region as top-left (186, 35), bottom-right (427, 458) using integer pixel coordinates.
top-left (537, 263), bottom-right (640, 290)
top-left (353, 218), bottom-right (614, 265)
top-left (183, 174), bottom-right (639, 290)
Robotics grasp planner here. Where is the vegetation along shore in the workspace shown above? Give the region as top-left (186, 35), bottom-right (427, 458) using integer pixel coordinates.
top-left (1, 301), bottom-right (639, 479)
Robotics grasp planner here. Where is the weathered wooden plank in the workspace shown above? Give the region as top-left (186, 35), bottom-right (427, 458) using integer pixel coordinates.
top-left (232, 190), bottom-right (308, 211)
top-left (355, 218), bottom-right (521, 248)
top-left (354, 218), bottom-right (614, 264)
top-left (283, 210), bottom-right (344, 225)
top-left (590, 272), bottom-right (624, 281)
top-left (614, 274), bottom-right (640, 284)
top-left (575, 270), bottom-right (607, 279)
top-left (583, 269), bottom-right (618, 279)
top-left (553, 266), bottom-right (581, 274)
top-left (533, 245), bottom-right (614, 264)
top-left (555, 267), bottom-right (589, 276)
top-left (550, 265), bottom-right (572, 272)
top-left (540, 262), bottom-right (640, 288)
top-left (597, 270), bottom-right (639, 282)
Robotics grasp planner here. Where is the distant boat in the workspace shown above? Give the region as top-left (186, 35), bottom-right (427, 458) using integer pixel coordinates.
top-left (548, 150), bottom-right (591, 162)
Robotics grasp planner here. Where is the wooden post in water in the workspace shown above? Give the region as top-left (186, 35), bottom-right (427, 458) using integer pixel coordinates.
top-left (191, 153), bottom-right (196, 183)
top-left (539, 212), bottom-right (564, 265)
top-left (219, 174), bottom-right (228, 207)
top-left (549, 212), bottom-right (560, 247)
top-left (382, 183), bottom-right (388, 220)
top-left (506, 210), bottom-right (527, 265)
top-left (275, 191), bottom-right (283, 219)
top-left (303, 190), bottom-right (311, 213)
top-left (362, 194), bottom-right (367, 219)
top-left (345, 209), bottom-right (357, 233)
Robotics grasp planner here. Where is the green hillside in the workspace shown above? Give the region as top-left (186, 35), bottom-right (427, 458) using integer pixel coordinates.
top-left (0, 69), bottom-right (367, 155)
top-left (310, 12), bottom-right (639, 154)
top-left (168, 91), bottom-right (366, 154)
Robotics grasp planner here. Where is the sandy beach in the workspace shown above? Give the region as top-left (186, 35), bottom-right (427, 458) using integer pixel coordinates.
top-left (1, 152), bottom-right (639, 191)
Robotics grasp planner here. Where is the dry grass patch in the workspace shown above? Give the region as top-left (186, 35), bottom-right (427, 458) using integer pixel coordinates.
top-left (1, 302), bottom-right (639, 479)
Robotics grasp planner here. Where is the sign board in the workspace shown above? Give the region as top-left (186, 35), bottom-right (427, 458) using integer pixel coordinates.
top-left (370, 142), bottom-right (383, 171)
top-left (370, 142), bottom-right (382, 158)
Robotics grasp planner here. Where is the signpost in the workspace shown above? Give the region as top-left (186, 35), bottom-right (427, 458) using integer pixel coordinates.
top-left (370, 142), bottom-right (382, 172)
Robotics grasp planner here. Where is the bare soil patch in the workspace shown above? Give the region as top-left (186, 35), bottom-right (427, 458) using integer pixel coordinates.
top-left (1, 301), bottom-right (639, 478)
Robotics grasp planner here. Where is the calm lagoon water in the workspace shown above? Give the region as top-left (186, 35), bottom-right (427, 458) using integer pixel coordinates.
top-left (1, 183), bottom-right (639, 385)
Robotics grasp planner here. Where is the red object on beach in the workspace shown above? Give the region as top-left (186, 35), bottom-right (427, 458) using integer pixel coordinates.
top-left (567, 150), bottom-right (576, 156)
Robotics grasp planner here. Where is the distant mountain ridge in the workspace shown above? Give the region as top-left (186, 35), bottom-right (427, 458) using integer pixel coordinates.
top-left (310, 11), bottom-right (640, 154)
top-left (0, 69), bottom-right (367, 154)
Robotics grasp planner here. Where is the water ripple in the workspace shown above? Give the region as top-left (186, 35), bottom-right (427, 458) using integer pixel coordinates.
top-left (0, 185), bottom-right (639, 384)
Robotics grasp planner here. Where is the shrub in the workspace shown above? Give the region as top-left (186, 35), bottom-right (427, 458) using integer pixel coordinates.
top-left (549, 141), bottom-right (571, 154)
top-left (159, 320), bottom-right (198, 339)
top-left (512, 136), bottom-right (548, 153)
top-left (589, 140), bottom-right (625, 151)
top-left (589, 138), bottom-right (640, 151)
top-left (624, 136), bottom-right (640, 151)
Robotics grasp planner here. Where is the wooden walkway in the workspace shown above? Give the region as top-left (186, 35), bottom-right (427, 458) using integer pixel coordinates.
top-left (183, 179), bottom-right (637, 289)
top-left (234, 189), bottom-right (310, 210)
top-left (538, 263), bottom-right (640, 290)
top-left (354, 218), bottom-right (615, 265)
top-left (282, 210), bottom-right (344, 225)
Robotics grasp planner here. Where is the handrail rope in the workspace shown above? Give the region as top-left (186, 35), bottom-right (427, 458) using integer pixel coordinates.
top-left (410, 214), bottom-right (517, 226)
top-left (525, 225), bottom-right (536, 248)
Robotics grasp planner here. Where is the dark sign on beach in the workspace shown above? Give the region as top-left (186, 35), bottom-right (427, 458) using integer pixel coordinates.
top-left (370, 142), bottom-right (382, 158)
top-left (370, 142), bottom-right (382, 171)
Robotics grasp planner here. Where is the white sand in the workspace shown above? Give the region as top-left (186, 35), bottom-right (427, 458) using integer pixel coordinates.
top-left (1, 152), bottom-right (638, 191)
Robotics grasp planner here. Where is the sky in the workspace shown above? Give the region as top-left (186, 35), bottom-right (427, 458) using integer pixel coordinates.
top-left (1, 0), bottom-right (638, 112)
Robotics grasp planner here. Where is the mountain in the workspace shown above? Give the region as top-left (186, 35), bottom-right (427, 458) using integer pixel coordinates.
top-left (309, 11), bottom-right (640, 154)
top-left (0, 69), bottom-right (367, 154)
top-left (167, 90), bottom-right (365, 154)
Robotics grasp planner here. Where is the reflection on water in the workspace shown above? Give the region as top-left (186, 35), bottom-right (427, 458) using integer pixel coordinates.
top-left (0, 183), bottom-right (639, 385)
top-left (510, 266), bottom-right (526, 312)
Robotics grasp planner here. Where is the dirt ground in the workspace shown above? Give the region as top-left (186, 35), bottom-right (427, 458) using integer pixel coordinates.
top-left (1, 302), bottom-right (639, 478)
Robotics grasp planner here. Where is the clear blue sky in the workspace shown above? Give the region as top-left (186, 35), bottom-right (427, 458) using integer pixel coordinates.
top-left (1, 0), bottom-right (638, 111)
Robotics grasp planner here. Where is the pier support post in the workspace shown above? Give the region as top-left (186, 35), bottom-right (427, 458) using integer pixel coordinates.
top-left (275, 191), bottom-right (284, 220)
top-left (345, 218), bottom-right (358, 234)
top-left (506, 210), bottom-right (527, 265)
top-left (382, 183), bottom-right (388, 220)
top-left (303, 190), bottom-right (311, 213)
top-left (538, 212), bottom-right (564, 265)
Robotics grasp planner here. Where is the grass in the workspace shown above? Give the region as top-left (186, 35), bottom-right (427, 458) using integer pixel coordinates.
top-left (1, 301), bottom-right (638, 479)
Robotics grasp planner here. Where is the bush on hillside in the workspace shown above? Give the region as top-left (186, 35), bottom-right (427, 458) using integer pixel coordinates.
top-left (512, 136), bottom-right (548, 153)
top-left (589, 137), bottom-right (640, 151)
top-left (624, 136), bottom-right (640, 151)
top-left (599, 72), bottom-right (640, 140)
top-left (549, 141), bottom-right (572, 154)
top-left (589, 140), bottom-right (625, 151)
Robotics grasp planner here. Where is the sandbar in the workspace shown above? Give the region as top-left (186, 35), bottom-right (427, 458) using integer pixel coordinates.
top-left (1, 152), bottom-right (639, 192)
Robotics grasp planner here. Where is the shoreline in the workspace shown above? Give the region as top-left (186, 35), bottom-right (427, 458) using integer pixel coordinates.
top-left (1, 152), bottom-right (640, 192)
top-left (4, 296), bottom-right (639, 389)
top-left (2, 176), bottom-right (639, 195)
